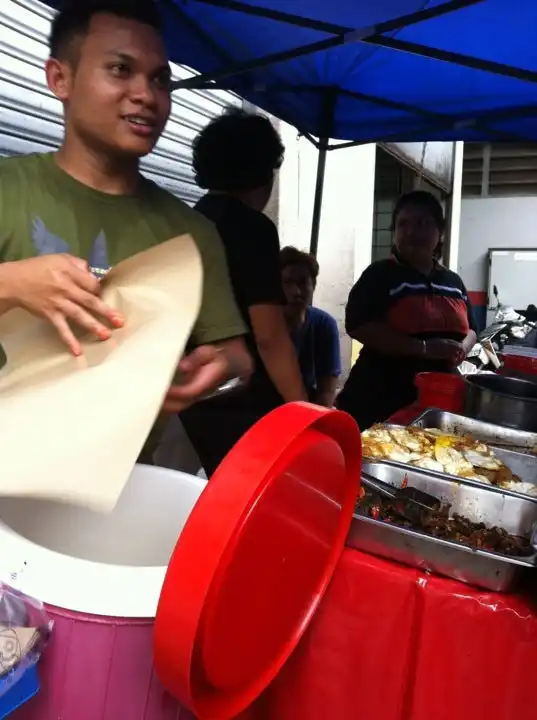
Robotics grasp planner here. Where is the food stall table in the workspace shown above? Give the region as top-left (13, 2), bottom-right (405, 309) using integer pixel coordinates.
top-left (243, 403), bottom-right (537, 720)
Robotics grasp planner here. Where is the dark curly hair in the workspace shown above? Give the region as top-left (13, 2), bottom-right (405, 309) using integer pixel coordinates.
top-left (193, 108), bottom-right (284, 191)
top-left (49, 0), bottom-right (161, 62)
top-left (391, 190), bottom-right (445, 233)
top-left (280, 246), bottom-right (320, 283)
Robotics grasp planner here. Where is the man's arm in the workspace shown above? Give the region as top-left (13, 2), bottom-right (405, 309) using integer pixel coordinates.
top-left (315, 377), bottom-right (339, 408)
top-left (0, 256), bottom-right (123, 355)
top-left (313, 312), bottom-right (341, 407)
top-left (162, 338), bottom-right (253, 413)
top-left (238, 213), bottom-right (306, 402)
top-left (0, 264), bottom-right (15, 316)
top-left (249, 305), bottom-right (307, 402)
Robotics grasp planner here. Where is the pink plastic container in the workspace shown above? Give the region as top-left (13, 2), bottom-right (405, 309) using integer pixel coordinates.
top-left (15, 608), bottom-right (194, 720)
top-left (0, 465), bottom-right (205, 720)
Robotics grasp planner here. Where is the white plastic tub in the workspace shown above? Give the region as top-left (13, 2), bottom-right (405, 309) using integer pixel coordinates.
top-left (0, 464), bottom-right (207, 618)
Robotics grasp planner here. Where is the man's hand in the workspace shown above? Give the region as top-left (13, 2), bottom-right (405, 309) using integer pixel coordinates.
top-left (425, 339), bottom-right (465, 366)
top-left (162, 338), bottom-right (253, 414)
top-left (0, 255), bottom-right (124, 356)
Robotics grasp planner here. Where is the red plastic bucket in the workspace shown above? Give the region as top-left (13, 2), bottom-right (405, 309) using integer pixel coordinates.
top-left (415, 372), bottom-right (466, 413)
top-left (502, 354), bottom-right (537, 376)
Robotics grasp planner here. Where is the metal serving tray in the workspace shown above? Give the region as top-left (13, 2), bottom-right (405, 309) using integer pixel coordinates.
top-left (347, 463), bottom-right (537, 592)
top-left (411, 408), bottom-right (537, 453)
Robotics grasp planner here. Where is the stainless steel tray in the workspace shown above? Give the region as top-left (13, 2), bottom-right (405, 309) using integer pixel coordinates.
top-left (411, 408), bottom-right (537, 453)
top-left (347, 463), bottom-right (537, 592)
top-left (494, 446), bottom-right (537, 484)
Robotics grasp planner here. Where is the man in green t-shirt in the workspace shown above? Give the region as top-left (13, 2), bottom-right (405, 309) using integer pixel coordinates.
top-left (0, 0), bottom-right (252, 416)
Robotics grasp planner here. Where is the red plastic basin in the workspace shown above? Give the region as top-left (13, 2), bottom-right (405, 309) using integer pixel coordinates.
top-left (414, 372), bottom-right (466, 413)
top-left (502, 354), bottom-right (537, 376)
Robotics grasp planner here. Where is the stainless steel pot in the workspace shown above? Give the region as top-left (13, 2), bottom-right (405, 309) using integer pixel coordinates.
top-left (464, 373), bottom-right (537, 432)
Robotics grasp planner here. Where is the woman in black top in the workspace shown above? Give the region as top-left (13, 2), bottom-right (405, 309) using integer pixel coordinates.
top-left (336, 191), bottom-right (477, 430)
top-left (180, 108), bottom-right (306, 476)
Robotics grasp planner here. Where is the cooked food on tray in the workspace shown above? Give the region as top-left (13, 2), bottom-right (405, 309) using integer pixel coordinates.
top-left (361, 425), bottom-right (537, 497)
top-left (357, 488), bottom-right (532, 557)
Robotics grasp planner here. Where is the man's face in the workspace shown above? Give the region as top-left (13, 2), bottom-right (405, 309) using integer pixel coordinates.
top-left (47, 12), bottom-right (172, 159)
top-left (282, 263), bottom-right (314, 311)
top-left (393, 204), bottom-right (440, 266)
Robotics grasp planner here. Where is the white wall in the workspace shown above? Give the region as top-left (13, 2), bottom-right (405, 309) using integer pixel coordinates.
top-left (278, 123), bottom-right (376, 376)
top-left (459, 196), bottom-right (537, 293)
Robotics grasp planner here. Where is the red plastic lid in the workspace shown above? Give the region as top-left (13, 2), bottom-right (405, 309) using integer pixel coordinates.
top-left (154, 402), bottom-right (361, 719)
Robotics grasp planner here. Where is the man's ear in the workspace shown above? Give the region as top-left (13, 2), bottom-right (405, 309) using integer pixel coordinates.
top-left (45, 57), bottom-right (73, 102)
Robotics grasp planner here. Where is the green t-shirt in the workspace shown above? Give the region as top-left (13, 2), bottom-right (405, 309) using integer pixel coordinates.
top-left (0, 152), bottom-right (246, 346)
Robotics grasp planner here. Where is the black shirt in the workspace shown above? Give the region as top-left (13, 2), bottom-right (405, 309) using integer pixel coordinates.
top-left (195, 193), bottom-right (285, 407)
top-left (337, 256), bottom-right (476, 428)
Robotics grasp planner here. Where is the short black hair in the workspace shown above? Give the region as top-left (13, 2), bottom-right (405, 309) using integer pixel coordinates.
top-left (280, 246), bottom-right (320, 282)
top-left (391, 190), bottom-right (445, 233)
top-left (193, 108), bottom-right (284, 191)
top-left (49, 0), bottom-right (161, 61)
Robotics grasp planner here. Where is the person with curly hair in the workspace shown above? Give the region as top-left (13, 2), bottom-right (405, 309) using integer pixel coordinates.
top-left (180, 108), bottom-right (307, 476)
top-left (280, 247), bottom-right (341, 406)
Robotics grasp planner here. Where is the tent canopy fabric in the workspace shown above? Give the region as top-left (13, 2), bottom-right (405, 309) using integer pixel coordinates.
top-left (44, 0), bottom-right (537, 143)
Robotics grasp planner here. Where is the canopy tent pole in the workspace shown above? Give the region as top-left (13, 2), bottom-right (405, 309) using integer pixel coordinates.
top-left (309, 90), bottom-right (337, 256)
top-left (309, 141), bottom-right (327, 257)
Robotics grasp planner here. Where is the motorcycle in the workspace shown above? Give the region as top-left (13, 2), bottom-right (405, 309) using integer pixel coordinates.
top-left (461, 286), bottom-right (537, 374)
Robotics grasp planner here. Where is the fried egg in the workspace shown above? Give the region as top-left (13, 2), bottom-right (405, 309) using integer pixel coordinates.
top-left (463, 450), bottom-right (502, 471)
top-left (388, 428), bottom-right (424, 452)
top-left (411, 457), bottom-right (444, 472)
top-left (433, 444), bottom-right (473, 474)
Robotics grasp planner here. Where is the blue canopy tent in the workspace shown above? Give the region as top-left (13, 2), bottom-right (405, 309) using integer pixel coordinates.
top-left (44, 0), bottom-right (537, 252)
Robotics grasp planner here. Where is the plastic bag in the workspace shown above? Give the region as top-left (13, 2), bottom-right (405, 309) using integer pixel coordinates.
top-left (0, 584), bottom-right (52, 699)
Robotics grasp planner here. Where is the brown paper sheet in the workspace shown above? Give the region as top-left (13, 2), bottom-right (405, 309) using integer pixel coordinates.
top-left (0, 236), bottom-right (202, 511)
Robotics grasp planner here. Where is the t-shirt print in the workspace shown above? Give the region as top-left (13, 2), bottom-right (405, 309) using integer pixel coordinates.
top-left (0, 152), bottom-right (247, 347)
top-left (31, 216), bottom-right (111, 273)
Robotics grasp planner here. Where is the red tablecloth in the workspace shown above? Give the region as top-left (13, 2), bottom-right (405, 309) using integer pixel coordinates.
top-left (242, 403), bottom-right (537, 720)
top-left (247, 549), bottom-right (537, 720)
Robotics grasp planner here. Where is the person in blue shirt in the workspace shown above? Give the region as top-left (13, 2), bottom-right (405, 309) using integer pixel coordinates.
top-left (280, 246), bottom-right (342, 406)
